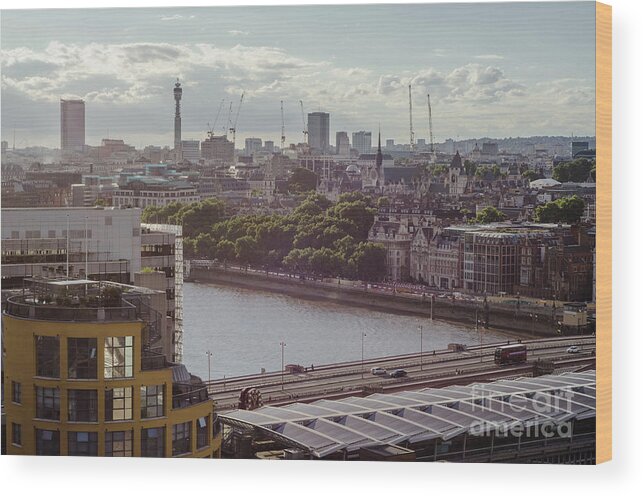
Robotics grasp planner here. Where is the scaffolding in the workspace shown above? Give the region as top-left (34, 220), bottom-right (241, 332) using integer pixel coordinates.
top-left (142, 223), bottom-right (184, 363)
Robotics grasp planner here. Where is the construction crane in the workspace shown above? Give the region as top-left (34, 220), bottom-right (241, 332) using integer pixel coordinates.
top-left (229, 92), bottom-right (245, 152)
top-left (408, 84), bottom-right (415, 152)
top-left (207, 98), bottom-right (225, 138)
top-left (280, 100), bottom-right (286, 152)
top-left (225, 101), bottom-right (233, 134)
top-left (299, 100), bottom-right (308, 143)
top-left (427, 93), bottom-right (435, 153)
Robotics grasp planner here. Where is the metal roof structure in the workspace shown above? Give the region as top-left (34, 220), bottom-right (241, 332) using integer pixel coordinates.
top-left (220, 371), bottom-right (596, 458)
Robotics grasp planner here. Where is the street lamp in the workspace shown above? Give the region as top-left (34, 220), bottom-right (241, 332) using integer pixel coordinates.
top-left (475, 309), bottom-right (483, 363)
top-left (419, 325), bottom-right (424, 371)
top-left (279, 341), bottom-right (286, 391)
top-left (205, 350), bottom-right (212, 384)
top-left (361, 332), bottom-right (366, 379)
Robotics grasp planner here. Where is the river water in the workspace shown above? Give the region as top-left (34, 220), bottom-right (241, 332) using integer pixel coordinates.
top-left (181, 282), bottom-right (510, 380)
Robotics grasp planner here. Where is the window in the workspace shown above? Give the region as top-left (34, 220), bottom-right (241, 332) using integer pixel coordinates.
top-left (35, 336), bottom-right (60, 378)
top-left (172, 421), bottom-right (192, 456)
top-left (12, 423), bottom-right (22, 446)
top-left (36, 387), bottom-right (60, 420)
top-left (68, 389), bottom-right (98, 422)
top-left (104, 336), bottom-right (133, 379)
top-left (141, 385), bottom-right (164, 418)
top-left (11, 381), bottom-right (21, 404)
top-left (105, 387), bottom-right (133, 421)
top-left (68, 338), bottom-right (97, 379)
top-left (36, 429), bottom-right (60, 456)
top-left (141, 427), bottom-right (165, 457)
top-left (196, 416), bottom-right (209, 449)
top-left (67, 431), bottom-right (98, 456)
top-left (105, 430), bottom-right (133, 457)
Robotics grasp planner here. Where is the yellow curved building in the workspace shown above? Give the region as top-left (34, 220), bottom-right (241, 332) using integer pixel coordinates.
top-left (2, 279), bottom-right (221, 458)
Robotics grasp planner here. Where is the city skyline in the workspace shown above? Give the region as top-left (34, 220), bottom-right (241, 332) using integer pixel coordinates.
top-left (1, 2), bottom-right (596, 149)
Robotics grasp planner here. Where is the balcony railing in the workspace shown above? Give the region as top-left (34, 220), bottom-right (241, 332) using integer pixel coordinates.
top-left (4, 296), bottom-right (137, 322)
top-left (172, 383), bottom-right (209, 409)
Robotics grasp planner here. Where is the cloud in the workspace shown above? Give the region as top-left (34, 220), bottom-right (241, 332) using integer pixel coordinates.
top-left (474, 54), bottom-right (505, 60)
top-left (227, 30), bottom-right (249, 36)
top-left (0, 41), bottom-right (594, 145)
top-left (160, 14), bottom-right (195, 22)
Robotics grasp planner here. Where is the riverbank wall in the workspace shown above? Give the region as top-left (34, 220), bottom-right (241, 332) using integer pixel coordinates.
top-left (187, 266), bottom-right (560, 337)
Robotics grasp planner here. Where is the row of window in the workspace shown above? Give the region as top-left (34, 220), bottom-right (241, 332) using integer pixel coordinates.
top-left (35, 335), bottom-right (133, 380)
top-left (29, 385), bottom-right (164, 422)
top-left (29, 419), bottom-right (210, 456)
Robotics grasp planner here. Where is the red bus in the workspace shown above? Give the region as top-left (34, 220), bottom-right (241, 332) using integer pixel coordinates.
top-left (494, 344), bottom-right (528, 365)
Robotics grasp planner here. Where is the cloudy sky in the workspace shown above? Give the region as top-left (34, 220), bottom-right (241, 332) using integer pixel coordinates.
top-left (1, 2), bottom-right (596, 149)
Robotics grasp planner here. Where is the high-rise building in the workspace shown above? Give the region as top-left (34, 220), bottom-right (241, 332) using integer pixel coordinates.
top-left (264, 140), bottom-right (275, 153)
top-left (201, 134), bottom-right (234, 164)
top-left (173, 79), bottom-right (183, 162)
top-left (307, 112), bottom-right (330, 152)
top-left (60, 99), bottom-right (85, 154)
top-left (3, 277), bottom-right (221, 457)
top-left (385, 139), bottom-right (395, 149)
top-left (352, 131), bottom-right (372, 155)
top-left (181, 140), bottom-right (200, 164)
top-left (245, 138), bottom-right (263, 155)
top-left (335, 131), bottom-right (350, 156)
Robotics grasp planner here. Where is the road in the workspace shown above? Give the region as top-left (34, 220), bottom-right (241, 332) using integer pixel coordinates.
top-left (207, 335), bottom-right (595, 411)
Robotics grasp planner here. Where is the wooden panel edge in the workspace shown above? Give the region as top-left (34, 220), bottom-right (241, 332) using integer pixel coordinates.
top-left (595, 0), bottom-right (612, 464)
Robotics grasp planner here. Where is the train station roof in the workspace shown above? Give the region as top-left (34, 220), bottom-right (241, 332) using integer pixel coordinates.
top-left (219, 371), bottom-right (596, 458)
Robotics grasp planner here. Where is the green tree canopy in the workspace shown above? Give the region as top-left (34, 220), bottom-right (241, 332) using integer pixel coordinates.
top-left (474, 206), bottom-right (507, 224)
top-left (288, 167), bottom-right (318, 193)
top-left (553, 158), bottom-right (595, 183)
top-left (534, 195), bottom-right (585, 224)
top-left (349, 242), bottom-right (387, 281)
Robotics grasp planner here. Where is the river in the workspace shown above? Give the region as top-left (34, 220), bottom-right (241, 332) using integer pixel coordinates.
top-left (181, 282), bottom-right (510, 380)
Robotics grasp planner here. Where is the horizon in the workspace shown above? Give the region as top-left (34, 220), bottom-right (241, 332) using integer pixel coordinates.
top-left (1, 2), bottom-right (596, 149)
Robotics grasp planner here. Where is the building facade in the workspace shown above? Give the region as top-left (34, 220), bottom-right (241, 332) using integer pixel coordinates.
top-left (3, 279), bottom-right (221, 458)
top-left (307, 112), bottom-right (330, 152)
top-left (60, 99), bottom-right (85, 154)
top-left (352, 131), bottom-right (372, 155)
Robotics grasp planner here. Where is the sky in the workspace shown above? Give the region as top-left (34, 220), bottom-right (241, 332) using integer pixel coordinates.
top-left (0, 2), bottom-right (596, 149)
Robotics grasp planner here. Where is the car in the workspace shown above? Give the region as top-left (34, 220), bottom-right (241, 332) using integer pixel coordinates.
top-left (566, 346), bottom-right (580, 354)
top-left (389, 369), bottom-right (408, 378)
top-left (371, 367), bottom-right (387, 376)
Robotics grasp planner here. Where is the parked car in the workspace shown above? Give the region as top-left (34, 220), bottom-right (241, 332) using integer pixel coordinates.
top-left (566, 346), bottom-right (580, 354)
top-left (371, 367), bottom-right (387, 376)
top-left (389, 369), bottom-right (408, 378)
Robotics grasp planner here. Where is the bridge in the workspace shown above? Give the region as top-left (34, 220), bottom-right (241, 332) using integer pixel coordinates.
top-left (207, 335), bottom-right (595, 412)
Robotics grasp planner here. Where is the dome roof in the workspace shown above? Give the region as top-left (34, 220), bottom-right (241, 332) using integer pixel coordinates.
top-left (345, 164), bottom-right (360, 174)
top-left (529, 178), bottom-right (561, 189)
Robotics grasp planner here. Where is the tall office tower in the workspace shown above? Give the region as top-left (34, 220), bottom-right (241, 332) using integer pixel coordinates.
top-left (385, 139), bottom-right (395, 149)
top-left (173, 79), bottom-right (183, 162)
top-left (60, 99), bottom-right (85, 154)
top-left (307, 112), bottom-right (330, 152)
top-left (335, 131), bottom-right (350, 156)
top-left (352, 131), bottom-right (372, 155)
top-left (245, 138), bottom-right (263, 155)
top-left (264, 140), bottom-right (275, 153)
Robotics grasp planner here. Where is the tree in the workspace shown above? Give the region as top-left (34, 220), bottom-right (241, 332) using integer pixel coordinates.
top-left (288, 167), bottom-right (318, 193)
top-left (171, 199), bottom-right (225, 237)
top-left (474, 206), bottom-right (507, 224)
top-left (235, 236), bottom-right (258, 267)
top-left (309, 248), bottom-right (342, 278)
top-left (553, 158), bottom-right (595, 183)
top-left (463, 160), bottom-right (477, 176)
top-left (376, 196), bottom-right (390, 208)
top-left (194, 233), bottom-right (216, 259)
top-left (522, 170), bottom-right (543, 181)
top-left (350, 242), bottom-right (387, 281)
top-left (332, 200), bottom-right (376, 239)
top-left (534, 195), bottom-right (585, 224)
top-left (216, 240), bottom-right (236, 262)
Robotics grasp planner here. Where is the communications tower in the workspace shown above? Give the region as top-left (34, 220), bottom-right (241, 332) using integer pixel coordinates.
top-left (174, 78), bottom-right (182, 162)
